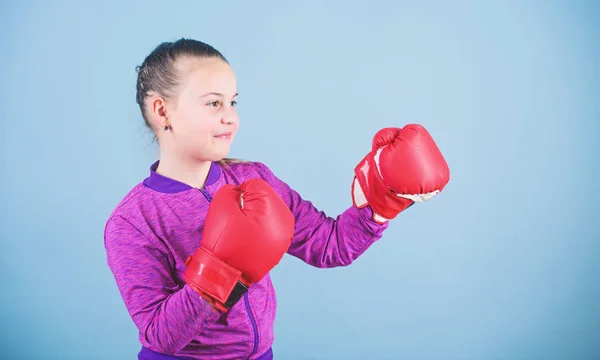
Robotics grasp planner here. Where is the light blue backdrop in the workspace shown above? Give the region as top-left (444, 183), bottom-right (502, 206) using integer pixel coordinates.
top-left (1, 1), bottom-right (598, 359)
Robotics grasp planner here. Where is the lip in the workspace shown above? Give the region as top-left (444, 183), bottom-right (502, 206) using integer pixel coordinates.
top-left (214, 132), bottom-right (232, 140)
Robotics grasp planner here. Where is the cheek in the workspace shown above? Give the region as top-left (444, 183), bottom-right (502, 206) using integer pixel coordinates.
top-left (179, 107), bottom-right (217, 136)
top-left (192, 119), bottom-right (217, 136)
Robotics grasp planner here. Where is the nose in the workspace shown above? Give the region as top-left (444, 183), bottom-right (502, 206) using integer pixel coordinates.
top-left (221, 106), bottom-right (238, 125)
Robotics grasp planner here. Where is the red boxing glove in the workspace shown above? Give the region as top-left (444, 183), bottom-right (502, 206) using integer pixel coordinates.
top-left (184, 179), bottom-right (295, 313)
top-left (352, 124), bottom-right (450, 224)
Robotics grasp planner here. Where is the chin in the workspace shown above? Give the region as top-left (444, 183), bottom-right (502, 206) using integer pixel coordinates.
top-left (209, 151), bottom-right (231, 162)
top-left (193, 144), bottom-right (232, 162)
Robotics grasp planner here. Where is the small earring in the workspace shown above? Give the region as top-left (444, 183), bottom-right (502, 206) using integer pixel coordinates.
top-left (164, 125), bottom-right (170, 131)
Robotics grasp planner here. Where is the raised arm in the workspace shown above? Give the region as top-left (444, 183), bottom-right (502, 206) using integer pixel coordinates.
top-left (254, 162), bottom-right (388, 268)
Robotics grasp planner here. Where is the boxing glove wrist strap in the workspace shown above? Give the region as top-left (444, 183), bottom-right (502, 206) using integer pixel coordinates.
top-left (183, 247), bottom-right (249, 313)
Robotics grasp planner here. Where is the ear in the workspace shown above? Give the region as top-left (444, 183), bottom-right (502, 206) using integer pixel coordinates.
top-left (147, 94), bottom-right (170, 130)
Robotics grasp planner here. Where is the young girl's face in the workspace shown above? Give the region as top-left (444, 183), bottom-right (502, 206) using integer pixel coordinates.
top-left (166, 56), bottom-right (239, 161)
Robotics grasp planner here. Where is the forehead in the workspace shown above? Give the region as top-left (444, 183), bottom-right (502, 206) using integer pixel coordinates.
top-left (175, 56), bottom-right (236, 94)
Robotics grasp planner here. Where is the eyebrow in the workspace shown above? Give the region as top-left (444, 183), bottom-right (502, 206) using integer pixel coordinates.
top-left (199, 92), bottom-right (238, 98)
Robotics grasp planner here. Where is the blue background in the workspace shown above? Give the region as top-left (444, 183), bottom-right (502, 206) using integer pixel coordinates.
top-left (1, 1), bottom-right (599, 359)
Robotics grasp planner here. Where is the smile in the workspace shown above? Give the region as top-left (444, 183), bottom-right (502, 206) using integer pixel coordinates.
top-left (214, 133), bottom-right (232, 140)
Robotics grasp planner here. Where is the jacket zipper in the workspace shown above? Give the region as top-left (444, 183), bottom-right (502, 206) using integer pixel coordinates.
top-left (245, 293), bottom-right (260, 358)
top-left (199, 188), bottom-right (260, 358)
top-left (200, 188), bottom-right (213, 202)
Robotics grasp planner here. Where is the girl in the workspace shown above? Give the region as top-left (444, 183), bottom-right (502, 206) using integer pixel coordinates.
top-left (104, 38), bottom-right (449, 360)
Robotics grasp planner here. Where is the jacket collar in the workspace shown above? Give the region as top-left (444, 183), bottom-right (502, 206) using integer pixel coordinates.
top-left (143, 160), bottom-right (221, 194)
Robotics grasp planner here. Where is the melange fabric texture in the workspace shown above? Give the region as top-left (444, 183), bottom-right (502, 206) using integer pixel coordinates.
top-left (104, 160), bottom-right (389, 360)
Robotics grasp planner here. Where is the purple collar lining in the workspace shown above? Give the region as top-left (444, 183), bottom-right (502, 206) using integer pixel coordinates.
top-left (143, 160), bottom-right (222, 194)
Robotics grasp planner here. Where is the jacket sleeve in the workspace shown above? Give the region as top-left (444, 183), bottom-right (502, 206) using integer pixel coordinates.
top-left (104, 215), bottom-right (221, 355)
top-left (253, 162), bottom-right (389, 268)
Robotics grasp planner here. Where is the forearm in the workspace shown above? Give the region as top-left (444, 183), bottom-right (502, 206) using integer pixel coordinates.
top-left (139, 284), bottom-right (221, 354)
top-left (287, 204), bottom-right (387, 268)
top-left (251, 161), bottom-right (388, 268)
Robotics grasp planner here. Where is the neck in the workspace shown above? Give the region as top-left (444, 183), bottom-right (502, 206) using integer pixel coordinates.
top-left (156, 150), bottom-right (212, 189)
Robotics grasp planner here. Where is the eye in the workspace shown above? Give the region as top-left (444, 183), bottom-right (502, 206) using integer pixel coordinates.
top-left (207, 100), bottom-right (220, 107)
top-left (230, 100), bottom-right (237, 107)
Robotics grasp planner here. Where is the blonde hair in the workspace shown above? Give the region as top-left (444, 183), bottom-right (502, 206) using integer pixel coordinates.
top-left (216, 157), bottom-right (246, 166)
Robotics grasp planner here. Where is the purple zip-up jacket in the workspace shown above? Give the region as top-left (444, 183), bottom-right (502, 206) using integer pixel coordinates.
top-left (104, 160), bottom-right (388, 360)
